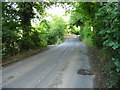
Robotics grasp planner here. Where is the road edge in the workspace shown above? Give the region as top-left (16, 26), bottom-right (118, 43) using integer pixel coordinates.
top-left (2, 47), bottom-right (49, 67)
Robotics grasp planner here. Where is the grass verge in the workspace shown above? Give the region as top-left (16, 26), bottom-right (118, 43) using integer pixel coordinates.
top-left (2, 46), bottom-right (48, 67)
top-left (82, 37), bottom-right (108, 88)
top-left (87, 47), bottom-right (108, 88)
top-left (82, 37), bottom-right (94, 48)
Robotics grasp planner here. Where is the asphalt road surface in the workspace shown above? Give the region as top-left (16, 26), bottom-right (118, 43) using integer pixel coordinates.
top-left (2, 35), bottom-right (95, 88)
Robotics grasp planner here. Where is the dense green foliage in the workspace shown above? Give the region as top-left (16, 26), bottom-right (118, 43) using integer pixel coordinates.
top-left (2, 2), bottom-right (66, 60)
top-left (2, 2), bottom-right (120, 88)
top-left (47, 15), bottom-right (66, 45)
top-left (2, 2), bottom-right (42, 59)
top-left (33, 16), bottom-right (66, 45)
top-left (93, 3), bottom-right (120, 87)
top-left (70, 2), bottom-right (120, 88)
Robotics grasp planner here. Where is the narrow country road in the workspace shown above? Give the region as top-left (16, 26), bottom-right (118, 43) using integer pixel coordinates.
top-left (2, 35), bottom-right (94, 88)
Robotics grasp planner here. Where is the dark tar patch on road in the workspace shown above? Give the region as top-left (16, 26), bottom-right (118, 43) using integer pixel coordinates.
top-left (77, 69), bottom-right (93, 75)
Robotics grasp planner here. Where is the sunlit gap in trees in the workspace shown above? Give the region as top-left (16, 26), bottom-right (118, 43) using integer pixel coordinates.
top-left (31, 3), bottom-right (74, 27)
